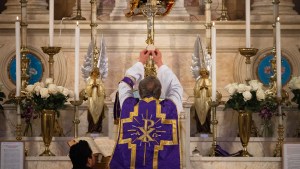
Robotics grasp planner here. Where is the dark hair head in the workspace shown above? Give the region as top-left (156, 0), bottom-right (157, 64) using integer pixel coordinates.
top-left (139, 76), bottom-right (161, 99)
top-left (69, 140), bottom-right (92, 168)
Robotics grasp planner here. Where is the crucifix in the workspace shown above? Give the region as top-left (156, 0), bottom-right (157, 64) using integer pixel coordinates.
top-left (141, 0), bottom-right (160, 77)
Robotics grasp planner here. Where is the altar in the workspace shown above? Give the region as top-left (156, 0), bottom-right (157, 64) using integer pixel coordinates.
top-left (1, 102), bottom-right (300, 169)
top-left (1, 0), bottom-right (300, 169)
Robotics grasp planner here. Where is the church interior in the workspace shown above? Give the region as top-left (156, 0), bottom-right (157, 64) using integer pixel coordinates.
top-left (1, 0), bottom-right (300, 168)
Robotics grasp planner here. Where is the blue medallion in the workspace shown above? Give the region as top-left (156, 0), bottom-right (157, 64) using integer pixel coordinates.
top-left (9, 53), bottom-right (44, 85)
top-left (257, 54), bottom-right (292, 86)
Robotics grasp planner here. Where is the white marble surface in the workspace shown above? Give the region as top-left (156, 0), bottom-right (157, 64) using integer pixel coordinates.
top-left (190, 156), bottom-right (281, 169)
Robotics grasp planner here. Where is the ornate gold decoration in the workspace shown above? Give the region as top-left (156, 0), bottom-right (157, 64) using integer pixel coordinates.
top-left (217, 0), bottom-right (230, 21)
top-left (20, 47), bottom-right (30, 90)
top-left (71, 0), bottom-right (86, 20)
top-left (41, 47), bottom-right (61, 80)
top-left (70, 100), bottom-right (83, 138)
top-left (40, 109), bottom-right (56, 156)
top-left (237, 111), bottom-right (252, 157)
top-left (126, 0), bottom-right (175, 17)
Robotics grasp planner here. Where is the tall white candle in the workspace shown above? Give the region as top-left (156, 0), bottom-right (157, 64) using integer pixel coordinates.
top-left (15, 17), bottom-right (21, 97)
top-left (75, 21), bottom-right (80, 100)
top-left (211, 22), bottom-right (217, 102)
top-left (49, 0), bottom-right (54, 46)
top-left (246, 0), bottom-right (251, 48)
top-left (276, 17), bottom-right (281, 98)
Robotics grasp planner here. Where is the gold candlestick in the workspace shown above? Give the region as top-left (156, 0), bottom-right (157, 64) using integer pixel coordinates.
top-left (71, 0), bottom-right (86, 20)
top-left (239, 48), bottom-right (258, 83)
top-left (41, 47), bottom-right (61, 80)
top-left (217, 0), bottom-right (230, 21)
top-left (273, 97), bottom-right (284, 157)
top-left (209, 100), bottom-right (220, 157)
top-left (70, 100), bottom-right (83, 138)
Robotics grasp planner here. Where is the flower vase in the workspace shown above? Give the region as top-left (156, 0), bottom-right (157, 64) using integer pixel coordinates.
top-left (238, 111), bottom-right (252, 157)
top-left (40, 109), bottom-right (56, 156)
top-left (260, 119), bottom-right (273, 137)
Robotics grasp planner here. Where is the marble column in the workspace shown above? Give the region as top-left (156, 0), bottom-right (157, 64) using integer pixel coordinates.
top-left (72, 0), bottom-right (91, 20)
top-left (252, 0), bottom-right (298, 19)
top-left (110, 0), bottom-right (127, 20)
top-left (168, 0), bottom-right (190, 19)
top-left (1, 0), bottom-right (20, 15)
top-left (1, 0), bottom-right (48, 20)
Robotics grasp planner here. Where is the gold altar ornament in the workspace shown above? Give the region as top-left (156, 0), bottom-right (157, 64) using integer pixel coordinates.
top-left (41, 46), bottom-right (61, 80)
top-left (40, 109), bottom-right (56, 156)
top-left (126, 0), bottom-right (175, 17)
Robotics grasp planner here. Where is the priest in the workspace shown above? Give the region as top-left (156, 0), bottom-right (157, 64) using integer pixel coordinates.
top-left (110, 49), bottom-right (183, 169)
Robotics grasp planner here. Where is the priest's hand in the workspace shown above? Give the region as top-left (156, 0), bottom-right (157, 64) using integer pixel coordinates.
top-left (152, 49), bottom-right (163, 68)
top-left (139, 49), bottom-right (150, 64)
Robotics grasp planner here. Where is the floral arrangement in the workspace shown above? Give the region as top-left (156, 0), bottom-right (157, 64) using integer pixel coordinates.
top-left (224, 80), bottom-right (266, 112)
top-left (258, 96), bottom-right (278, 120)
top-left (24, 78), bottom-right (74, 117)
top-left (0, 82), bottom-right (6, 111)
top-left (288, 76), bottom-right (300, 110)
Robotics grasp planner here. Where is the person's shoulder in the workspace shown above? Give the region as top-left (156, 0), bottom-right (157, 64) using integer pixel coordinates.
top-left (123, 97), bottom-right (139, 106)
top-left (160, 99), bottom-right (176, 108)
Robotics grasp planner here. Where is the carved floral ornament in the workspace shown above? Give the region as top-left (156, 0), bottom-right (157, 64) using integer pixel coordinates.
top-left (126, 0), bottom-right (175, 17)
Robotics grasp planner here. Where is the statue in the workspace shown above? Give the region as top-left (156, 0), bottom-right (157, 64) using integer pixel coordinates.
top-left (191, 35), bottom-right (212, 134)
top-left (126, 0), bottom-right (175, 17)
top-left (193, 68), bottom-right (212, 133)
top-left (81, 36), bottom-right (108, 133)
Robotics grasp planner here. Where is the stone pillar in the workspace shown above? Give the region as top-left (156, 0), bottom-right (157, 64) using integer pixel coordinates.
top-left (110, 0), bottom-right (127, 20)
top-left (1, 0), bottom-right (48, 20)
top-left (1, 0), bottom-right (21, 14)
top-left (252, 0), bottom-right (297, 15)
top-left (167, 0), bottom-right (190, 19)
top-left (72, 0), bottom-right (91, 20)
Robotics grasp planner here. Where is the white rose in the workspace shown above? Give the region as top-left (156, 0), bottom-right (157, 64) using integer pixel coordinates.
top-left (245, 85), bottom-right (252, 91)
top-left (62, 88), bottom-right (69, 97)
top-left (68, 90), bottom-right (74, 98)
top-left (243, 91), bottom-right (252, 101)
top-left (25, 85), bottom-right (35, 93)
top-left (256, 89), bottom-right (265, 101)
top-left (249, 80), bottom-right (260, 91)
top-left (288, 77), bottom-right (297, 89)
top-left (48, 84), bottom-right (58, 94)
top-left (34, 85), bottom-right (42, 95)
top-left (237, 84), bottom-right (247, 93)
top-left (45, 78), bottom-right (54, 86)
top-left (225, 83), bottom-right (238, 95)
top-left (34, 82), bottom-right (44, 88)
top-left (57, 86), bottom-right (64, 93)
top-left (40, 88), bottom-right (49, 98)
top-left (294, 77), bottom-right (300, 89)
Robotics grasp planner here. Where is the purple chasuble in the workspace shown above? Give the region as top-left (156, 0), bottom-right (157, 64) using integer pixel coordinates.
top-left (110, 97), bottom-right (180, 169)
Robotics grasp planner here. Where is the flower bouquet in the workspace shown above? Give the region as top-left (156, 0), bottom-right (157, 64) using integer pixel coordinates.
top-left (224, 80), bottom-right (265, 112)
top-left (24, 78), bottom-right (73, 116)
top-left (288, 76), bottom-right (300, 110)
top-left (224, 80), bottom-right (266, 156)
